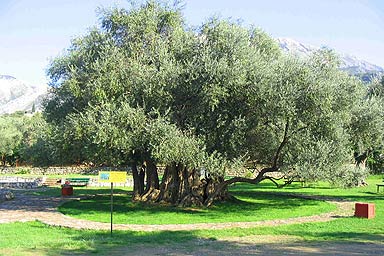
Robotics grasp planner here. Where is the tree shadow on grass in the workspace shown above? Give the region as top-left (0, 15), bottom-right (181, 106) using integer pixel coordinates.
top-left (26, 187), bottom-right (130, 197)
top-left (59, 191), bottom-right (322, 217)
top-left (92, 231), bottom-right (383, 256)
top-left (56, 190), bottom-right (332, 226)
top-left (230, 182), bottom-right (384, 203)
top-left (24, 226), bottom-right (384, 256)
top-left (0, 188), bottom-right (131, 214)
top-left (314, 193), bottom-right (384, 203)
top-left (289, 231), bottom-right (384, 243)
top-left (229, 181), bottom-right (333, 190)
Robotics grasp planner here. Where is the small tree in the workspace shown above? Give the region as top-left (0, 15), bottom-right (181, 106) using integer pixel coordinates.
top-left (0, 115), bottom-right (24, 166)
top-left (358, 75), bottom-right (384, 173)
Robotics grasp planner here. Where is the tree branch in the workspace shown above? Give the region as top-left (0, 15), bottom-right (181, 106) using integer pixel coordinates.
top-left (263, 176), bottom-right (280, 187)
top-left (204, 166), bottom-right (277, 207)
top-left (272, 120), bottom-right (289, 168)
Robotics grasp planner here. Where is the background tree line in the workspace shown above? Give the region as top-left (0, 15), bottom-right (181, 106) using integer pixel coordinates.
top-left (0, 112), bottom-right (53, 167)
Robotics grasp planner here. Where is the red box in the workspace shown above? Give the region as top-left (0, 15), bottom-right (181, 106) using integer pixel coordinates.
top-left (355, 203), bottom-right (375, 219)
top-left (61, 186), bottom-right (73, 196)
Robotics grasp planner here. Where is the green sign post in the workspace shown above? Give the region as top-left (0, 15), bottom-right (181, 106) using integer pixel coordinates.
top-left (111, 182), bottom-right (113, 235)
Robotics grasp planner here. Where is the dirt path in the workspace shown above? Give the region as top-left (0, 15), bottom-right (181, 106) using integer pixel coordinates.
top-left (2, 189), bottom-right (382, 256)
top-left (0, 189), bottom-right (355, 231)
top-left (115, 238), bottom-right (384, 256)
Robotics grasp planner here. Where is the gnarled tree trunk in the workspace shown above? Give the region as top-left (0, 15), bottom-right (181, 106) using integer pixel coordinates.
top-left (157, 162), bottom-right (181, 204)
top-left (140, 159), bottom-right (160, 201)
top-left (132, 163), bottom-right (144, 200)
top-left (131, 121), bottom-right (288, 207)
top-left (131, 158), bottom-right (160, 202)
top-left (355, 151), bottom-right (368, 169)
top-left (1, 154), bottom-right (5, 166)
top-left (131, 160), bottom-right (230, 207)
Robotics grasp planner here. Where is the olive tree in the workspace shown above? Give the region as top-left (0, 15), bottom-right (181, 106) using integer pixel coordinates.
top-left (353, 75), bottom-right (384, 173)
top-left (45, 1), bottom-right (376, 206)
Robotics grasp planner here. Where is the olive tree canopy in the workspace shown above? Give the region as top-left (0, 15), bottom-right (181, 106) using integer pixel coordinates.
top-left (44, 1), bottom-right (383, 206)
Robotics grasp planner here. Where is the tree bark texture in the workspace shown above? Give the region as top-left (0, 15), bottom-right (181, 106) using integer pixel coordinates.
top-left (132, 160), bottom-right (231, 207)
top-left (1, 154), bottom-right (5, 166)
top-left (131, 164), bottom-right (144, 200)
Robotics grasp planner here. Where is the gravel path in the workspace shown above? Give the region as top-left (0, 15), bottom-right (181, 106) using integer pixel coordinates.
top-left (0, 189), bottom-right (355, 231)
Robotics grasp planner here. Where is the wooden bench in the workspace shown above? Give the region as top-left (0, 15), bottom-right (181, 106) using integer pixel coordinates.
top-left (42, 177), bottom-right (61, 187)
top-left (283, 177), bottom-right (305, 187)
top-left (377, 179), bottom-right (384, 193)
top-left (65, 178), bottom-right (90, 187)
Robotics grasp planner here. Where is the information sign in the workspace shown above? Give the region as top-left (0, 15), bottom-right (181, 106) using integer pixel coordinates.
top-left (97, 171), bottom-right (127, 236)
top-left (98, 171), bottom-right (127, 183)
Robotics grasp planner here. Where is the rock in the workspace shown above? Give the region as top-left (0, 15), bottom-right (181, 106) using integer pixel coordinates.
top-left (0, 189), bottom-right (15, 202)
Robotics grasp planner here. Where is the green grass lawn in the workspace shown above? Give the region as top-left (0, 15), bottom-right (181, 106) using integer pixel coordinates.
top-left (0, 221), bottom-right (198, 255)
top-left (57, 189), bottom-right (335, 225)
top-left (1, 175), bottom-right (383, 255)
top-left (201, 174), bottom-right (384, 244)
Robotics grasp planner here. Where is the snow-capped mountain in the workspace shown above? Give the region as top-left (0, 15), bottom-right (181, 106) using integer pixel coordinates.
top-left (277, 38), bottom-right (384, 76)
top-left (0, 75), bottom-right (48, 114)
top-left (277, 38), bottom-right (317, 58)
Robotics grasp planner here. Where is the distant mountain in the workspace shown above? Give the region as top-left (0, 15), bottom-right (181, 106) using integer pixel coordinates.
top-left (277, 38), bottom-right (383, 81)
top-left (1, 38), bottom-right (382, 114)
top-left (0, 75), bottom-right (48, 114)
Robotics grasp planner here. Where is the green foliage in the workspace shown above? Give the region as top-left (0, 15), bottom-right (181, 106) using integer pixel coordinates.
top-left (370, 75), bottom-right (384, 97)
top-left (0, 114), bottom-right (25, 165)
top-left (349, 97), bottom-right (384, 155)
top-left (42, 0), bottom-right (383, 187)
top-left (148, 118), bottom-right (205, 167)
top-left (345, 75), bottom-right (384, 173)
top-left (66, 102), bottom-right (148, 165)
top-left (366, 150), bottom-right (384, 173)
top-left (18, 113), bottom-right (58, 166)
top-left (14, 167), bottom-right (31, 175)
top-left (0, 113), bottom-right (58, 167)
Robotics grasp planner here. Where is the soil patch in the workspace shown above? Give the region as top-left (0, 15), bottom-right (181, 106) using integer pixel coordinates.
top-left (101, 238), bottom-right (384, 256)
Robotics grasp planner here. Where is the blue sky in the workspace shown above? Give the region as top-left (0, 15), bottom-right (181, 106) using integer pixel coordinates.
top-left (1, 0), bottom-right (383, 85)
